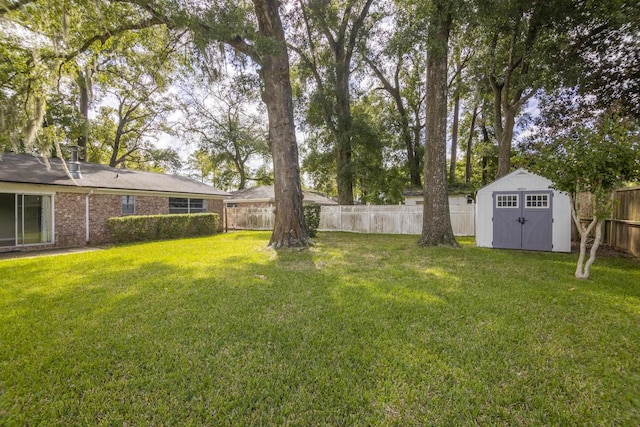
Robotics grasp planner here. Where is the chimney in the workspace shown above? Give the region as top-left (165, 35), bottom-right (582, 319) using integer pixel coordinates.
top-left (69, 145), bottom-right (82, 179)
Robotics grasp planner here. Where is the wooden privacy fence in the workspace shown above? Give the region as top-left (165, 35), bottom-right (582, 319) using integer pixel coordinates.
top-left (225, 204), bottom-right (476, 236)
top-left (607, 187), bottom-right (640, 257)
top-left (319, 204), bottom-right (475, 236)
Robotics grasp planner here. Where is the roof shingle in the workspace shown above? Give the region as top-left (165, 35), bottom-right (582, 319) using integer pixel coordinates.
top-left (0, 153), bottom-right (229, 197)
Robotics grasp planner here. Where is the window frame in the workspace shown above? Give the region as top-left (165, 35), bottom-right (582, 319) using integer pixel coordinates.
top-left (496, 194), bottom-right (519, 209)
top-left (121, 195), bottom-right (136, 215)
top-left (169, 197), bottom-right (207, 214)
top-left (525, 193), bottom-right (550, 209)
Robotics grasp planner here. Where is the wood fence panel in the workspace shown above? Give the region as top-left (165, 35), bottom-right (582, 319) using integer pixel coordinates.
top-left (225, 207), bottom-right (274, 230)
top-left (607, 187), bottom-right (640, 257)
top-left (227, 204), bottom-right (476, 236)
top-left (319, 204), bottom-right (475, 236)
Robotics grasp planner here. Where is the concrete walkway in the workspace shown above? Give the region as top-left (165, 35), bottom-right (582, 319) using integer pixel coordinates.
top-left (0, 247), bottom-right (102, 261)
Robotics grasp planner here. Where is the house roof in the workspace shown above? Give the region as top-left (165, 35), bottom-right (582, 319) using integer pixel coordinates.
top-left (0, 153), bottom-right (229, 197)
top-left (226, 185), bottom-right (337, 205)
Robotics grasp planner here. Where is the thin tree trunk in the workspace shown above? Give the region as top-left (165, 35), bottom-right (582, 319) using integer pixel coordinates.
top-left (481, 123), bottom-right (490, 185)
top-left (418, 1), bottom-right (458, 248)
top-left (571, 192), bottom-right (599, 279)
top-left (109, 121), bottom-right (125, 168)
top-left (582, 220), bottom-right (604, 278)
top-left (76, 69), bottom-right (91, 161)
top-left (254, 0), bottom-right (309, 248)
top-left (465, 104), bottom-right (478, 184)
top-left (366, 57), bottom-right (422, 187)
top-left (574, 219), bottom-right (594, 278)
top-left (449, 93), bottom-right (460, 182)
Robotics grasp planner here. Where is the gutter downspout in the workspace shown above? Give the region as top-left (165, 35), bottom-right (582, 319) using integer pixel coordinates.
top-left (86, 190), bottom-right (94, 243)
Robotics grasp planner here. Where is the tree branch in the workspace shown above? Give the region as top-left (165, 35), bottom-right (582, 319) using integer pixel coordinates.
top-left (50, 16), bottom-right (166, 65)
top-left (346, 0), bottom-right (373, 61)
top-left (0, 0), bottom-right (35, 16)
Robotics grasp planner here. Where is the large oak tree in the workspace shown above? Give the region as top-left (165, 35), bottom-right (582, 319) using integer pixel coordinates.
top-left (418, 0), bottom-right (458, 247)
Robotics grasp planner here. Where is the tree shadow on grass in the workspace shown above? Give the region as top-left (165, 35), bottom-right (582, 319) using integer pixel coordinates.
top-left (2, 233), bottom-right (640, 425)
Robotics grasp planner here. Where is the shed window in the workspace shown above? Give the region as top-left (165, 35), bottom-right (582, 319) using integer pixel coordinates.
top-left (169, 198), bottom-right (207, 214)
top-left (121, 195), bottom-right (135, 215)
top-left (496, 194), bottom-right (519, 208)
top-left (526, 194), bottom-right (549, 208)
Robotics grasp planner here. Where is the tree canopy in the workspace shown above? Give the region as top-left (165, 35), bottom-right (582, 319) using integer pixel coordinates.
top-left (2, 0), bottom-right (638, 250)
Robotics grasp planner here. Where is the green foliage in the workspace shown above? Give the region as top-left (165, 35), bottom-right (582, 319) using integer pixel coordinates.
top-left (107, 213), bottom-right (219, 243)
top-left (302, 95), bottom-right (404, 204)
top-left (1, 232), bottom-right (640, 424)
top-left (0, 1), bottom-right (181, 162)
top-left (302, 204), bottom-right (321, 237)
top-left (522, 95), bottom-right (640, 219)
top-left (179, 74), bottom-right (270, 191)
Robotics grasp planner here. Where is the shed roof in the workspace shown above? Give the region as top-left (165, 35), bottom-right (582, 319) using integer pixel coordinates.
top-left (476, 168), bottom-right (554, 194)
top-left (226, 185), bottom-right (337, 205)
top-left (0, 153), bottom-right (229, 197)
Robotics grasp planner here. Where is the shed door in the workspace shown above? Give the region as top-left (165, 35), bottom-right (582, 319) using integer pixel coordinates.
top-left (493, 191), bottom-right (553, 251)
top-left (493, 192), bottom-right (522, 249)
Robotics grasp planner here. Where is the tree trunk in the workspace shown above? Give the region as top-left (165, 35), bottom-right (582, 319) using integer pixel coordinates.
top-left (412, 109), bottom-right (423, 186)
top-left (582, 219), bottom-right (604, 279)
top-left (254, 0), bottom-right (309, 249)
top-left (76, 69), bottom-right (91, 161)
top-left (496, 105), bottom-right (516, 178)
top-left (418, 1), bottom-right (458, 248)
top-left (367, 57), bottom-right (422, 187)
top-left (574, 216), bottom-right (602, 279)
top-left (571, 191), bottom-right (599, 279)
top-left (465, 104), bottom-right (478, 184)
top-left (481, 123), bottom-right (491, 185)
top-left (109, 119), bottom-right (125, 168)
top-left (395, 89), bottom-right (421, 187)
top-left (334, 48), bottom-right (354, 205)
top-left (449, 93), bottom-right (460, 182)
top-left (391, 80), bottom-right (420, 187)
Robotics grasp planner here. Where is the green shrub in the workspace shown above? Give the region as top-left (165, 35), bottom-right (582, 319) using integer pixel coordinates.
top-left (303, 204), bottom-right (321, 238)
top-left (108, 213), bottom-right (219, 244)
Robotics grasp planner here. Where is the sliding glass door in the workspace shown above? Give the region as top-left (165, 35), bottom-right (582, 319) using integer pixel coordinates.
top-left (0, 193), bottom-right (53, 246)
top-left (0, 193), bottom-right (15, 247)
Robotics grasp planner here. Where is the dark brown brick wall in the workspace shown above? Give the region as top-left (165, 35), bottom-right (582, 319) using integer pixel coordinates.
top-left (88, 194), bottom-right (224, 244)
top-left (88, 194), bottom-right (174, 244)
top-left (54, 192), bottom-right (224, 246)
top-left (207, 198), bottom-right (224, 231)
top-left (88, 194), bottom-right (121, 244)
top-left (55, 192), bottom-right (86, 248)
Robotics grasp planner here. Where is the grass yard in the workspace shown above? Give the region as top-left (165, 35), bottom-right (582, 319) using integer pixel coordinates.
top-left (1, 231), bottom-right (639, 425)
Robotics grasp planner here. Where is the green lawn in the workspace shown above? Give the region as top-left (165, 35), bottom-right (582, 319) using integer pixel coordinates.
top-left (1, 232), bottom-right (639, 425)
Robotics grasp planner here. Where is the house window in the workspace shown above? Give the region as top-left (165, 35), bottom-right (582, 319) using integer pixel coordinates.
top-left (526, 194), bottom-right (549, 208)
top-left (121, 195), bottom-right (135, 215)
top-left (0, 193), bottom-right (53, 246)
top-left (169, 198), bottom-right (207, 214)
top-left (496, 194), bottom-right (518, 208)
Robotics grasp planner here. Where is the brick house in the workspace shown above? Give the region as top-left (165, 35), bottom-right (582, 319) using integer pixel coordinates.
top-left (0, 153), bottom-right (229, 252)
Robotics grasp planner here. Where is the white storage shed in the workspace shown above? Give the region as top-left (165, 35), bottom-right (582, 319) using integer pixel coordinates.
top-left (475, 169), bottom-right (572, 252)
